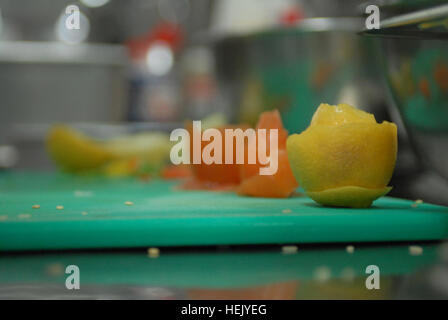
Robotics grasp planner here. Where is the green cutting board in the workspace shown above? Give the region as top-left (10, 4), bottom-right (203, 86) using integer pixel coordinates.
top-left (1, 172), bottom-right (448, 251)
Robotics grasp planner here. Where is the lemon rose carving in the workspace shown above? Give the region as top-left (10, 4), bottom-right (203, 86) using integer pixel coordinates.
top-left (286, 103), bottom-right (397, 208)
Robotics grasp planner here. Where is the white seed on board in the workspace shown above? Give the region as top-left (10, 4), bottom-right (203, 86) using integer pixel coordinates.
top-left (56, 205), bottom-right (64, 210)
top-left (18, 214), bottom-right (31, 219)
top-left (409, 245), bottom-right (423, 256)
top-left (411, 199), bottom-right (424, 208)
top-left (81, 211), bottom-right (88, 216)
top-left (32, 204), bottom-right (40, 209)
top-left (0, 215), bottom-right (8, 221)
top-left (282, 209), bottom-right (292, 214)
top-left (125, 201), bottom-right (134, 206)
top-left (147, 247), bottom-right (160, 258)
top-left (282, 245), bottom-right (298, 254)
top-left (346, 245), bottom-right (355, 254)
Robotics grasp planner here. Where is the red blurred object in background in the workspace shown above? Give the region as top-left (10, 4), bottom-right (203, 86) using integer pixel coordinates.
top-left (126, 22), bottom-right (184, 61)
top-left (280, 6), bottom-right (304, 26)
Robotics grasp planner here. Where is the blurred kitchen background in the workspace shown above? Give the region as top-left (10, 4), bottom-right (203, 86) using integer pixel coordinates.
top-left (0, 0), bottom-right (448, 205)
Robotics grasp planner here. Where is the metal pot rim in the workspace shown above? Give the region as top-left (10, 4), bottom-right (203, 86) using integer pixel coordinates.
top-left (194, 17), bottom-right (365, 44)
top-left (360, 4), bottom-right (448, 39)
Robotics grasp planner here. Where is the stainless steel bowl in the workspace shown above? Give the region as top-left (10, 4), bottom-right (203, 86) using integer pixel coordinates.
top-left (380, 37), bottom-right (448, 180)
top-left (362, 4), bottom-right (448, 204)
top-left (365, 5), bottom-right (448, 180)
top-left (209, 18), bottom-right (388, 133)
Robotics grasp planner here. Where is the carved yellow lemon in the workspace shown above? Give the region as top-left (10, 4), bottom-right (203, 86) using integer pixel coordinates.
top-left (286, 103), bottom-right (397, 208)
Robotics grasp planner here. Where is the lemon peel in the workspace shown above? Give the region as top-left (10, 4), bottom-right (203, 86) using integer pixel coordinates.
top-left (287, 103), bottom-right (397, 208)
top-left (46, 125), bottom-right (171, 172)
top-left (46, 125), bottom-right (114, 172)
top-left (307, 186), bottom-right (392, 208)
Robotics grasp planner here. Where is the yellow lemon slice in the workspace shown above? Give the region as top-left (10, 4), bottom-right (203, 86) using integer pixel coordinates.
top-left (46, 125), bottom-right (171, 173)
top-left (46, 125), bottom-right (114, 172)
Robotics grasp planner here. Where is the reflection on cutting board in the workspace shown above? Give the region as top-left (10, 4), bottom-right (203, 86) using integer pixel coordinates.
top-left (0, 243), bottom-right (442, 299)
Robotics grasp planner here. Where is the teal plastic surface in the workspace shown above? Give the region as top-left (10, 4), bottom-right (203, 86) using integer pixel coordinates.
top-left (0, 244), bottom-right (438, 288)
top-left (1, 172), bottom-right (448, 251)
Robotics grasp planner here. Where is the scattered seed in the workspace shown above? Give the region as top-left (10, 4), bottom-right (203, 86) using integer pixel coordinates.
top-left (411, 199), bottom-right (424, 208)
top-left (409, 245), bottom-right (423, 256)
top-left (32, 205), bottom-right (40, 209)
top-left (0, 215), bottom-right (8, 221)
top-left (282, 209), bottom-right (292, 214)
top-left (346, 245), bottom-right (355, 254)
top-left (147, 247), bottom-right (160, 258)
top-left (56, 205), bottom-right (64, 210)
top-left (81, 211), bottom-right (88, 216)
top-left (125, 201), bottom-right (134, 206)
top-left (18, 214), bottom-right (31, 219)
top-left (282, 245), bottom-right (298, 254)
top-left (314, 266), bottom-right (332, 282)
